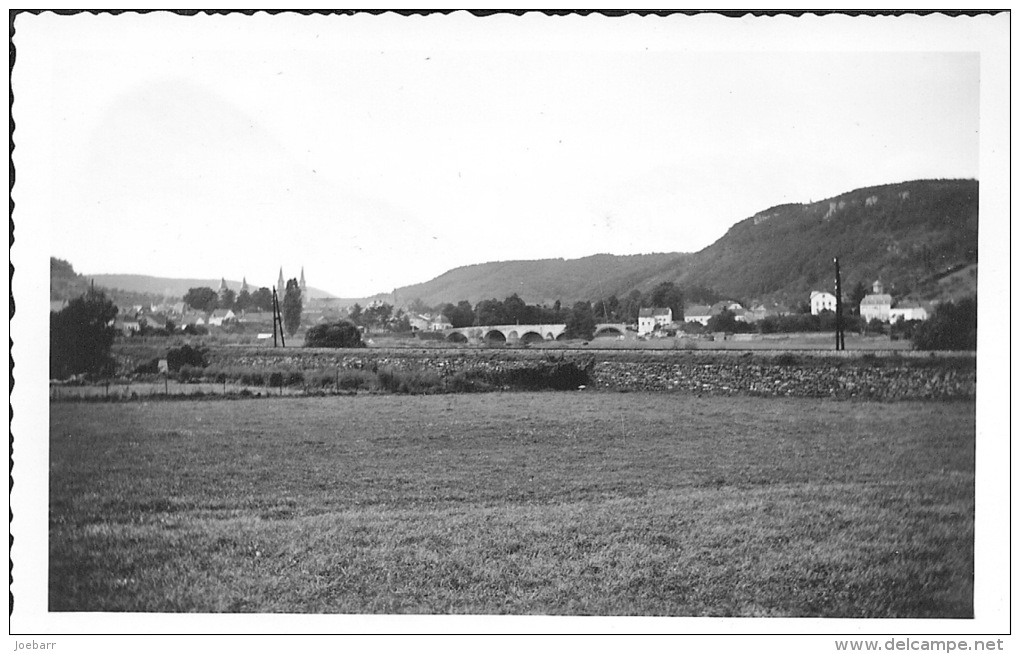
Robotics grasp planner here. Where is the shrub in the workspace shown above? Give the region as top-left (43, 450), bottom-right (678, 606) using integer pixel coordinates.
top-left (134, 359), bottom-right (160, 374)
top-left (912, 297), bottom-right (977, 351)
top-left (268, 371), bottom-right (285, 388)
top-left (166, 344), bottom-right (208, 371)
top-left (444, 371), bottom-right (492, 393)
top-left (286, 370), bottom-right (305, 386)
top-left (305, 321), bottom-right (364, 348)
top-left (375, 367), bottom-right (443, 394)
top-left (241, 371), bottom-right (265, 386)
top-left (337, 369), bottom-right (375, 391)
top-left (775, 353), bottom-right (799, 367)
top-left (177, 364), bottom-right (199, 382)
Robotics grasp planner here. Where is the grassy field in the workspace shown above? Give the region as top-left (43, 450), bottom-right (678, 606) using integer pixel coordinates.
top-left (49, 392), bottom-right (974, 616)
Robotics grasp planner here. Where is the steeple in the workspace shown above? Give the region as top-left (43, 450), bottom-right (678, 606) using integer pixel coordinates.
top-left (277, 267), bottom-right (285, 293)
top-left (299, 267), bottom-right (306, 294)
top-left (218, 277), bottom-right (227, 292)
top-left (240, 277), bottom-right (249, 293)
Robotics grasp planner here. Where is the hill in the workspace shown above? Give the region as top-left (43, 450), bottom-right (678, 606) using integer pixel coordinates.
top-left (51, 261), bottom-right (338, 307)
top-left (391, 179), bottom-right (977, 308)
top-left (83, 274), bottom-right (337, 301)
top-left (391, 252), bottom-right (694, 307)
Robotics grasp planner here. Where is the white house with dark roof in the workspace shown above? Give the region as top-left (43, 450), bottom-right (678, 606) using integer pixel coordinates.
top-left (638, 307), bottom-right (673, 335)
top-left (684, 305), bottom-right (713, 326)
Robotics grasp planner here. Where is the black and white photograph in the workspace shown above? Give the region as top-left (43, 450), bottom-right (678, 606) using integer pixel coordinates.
top-left (8, 8), bottom-right (1011, 650)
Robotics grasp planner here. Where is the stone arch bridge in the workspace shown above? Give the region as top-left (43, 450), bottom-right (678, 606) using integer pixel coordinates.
top-left (442, 323), bottom-right (630, 344)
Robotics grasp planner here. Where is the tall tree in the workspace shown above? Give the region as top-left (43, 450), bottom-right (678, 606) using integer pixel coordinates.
top-left (183, 287), bottom-right (219, 313)
top-left (218, 288), bottom-right (236, 311)
top-left (564, 301), bottom-right (596, 340)
top-left (283, 278), bottom-right (303, 336)
top-left (620, 289), bottom-right (644, 323)
top-left (441, 300), bottom-right (474, 328)
top-left (50, 287), bottom-right (119, 378)
top-left (234, 289), bottom-right (252, 313)
top-left (502, 294), bottom-right (527, 324)
top-left (650, 281), bottom-right (685, 321)
top-left (407, 297), bottom-right (431, 315)
top-left (348, 303), bottom-right (363, 325)
top-left (474, 298), bottom-right (505, 326)
top-left (848, 281), bottom-right (868, 316)
top-left (249, 287), bottom-right (274, 312)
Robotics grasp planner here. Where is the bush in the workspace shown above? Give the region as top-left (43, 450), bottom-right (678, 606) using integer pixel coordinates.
top-left (268, 371), bottom-right (285, 388)
top-left (912, 297), bottom-right (977, 350)
top-left (445, 370), bottom-right (493, 393)
top-left (177, 364), bottom-right (199, 382)
top-left (286, 370), bottom-right (305, 386)
top-left (337, 369), bottom-right (375, 391)
top-left (775, 353), bottom-right (799, 367)
top-left (166, 344), bottom-right (208, 371)
top-left (241, 371), bottom-right (265, 386)
top-left (134, 359), bottom-right (160, 374)
top-left (305, 321), bottom-right (364, 348)
top-left (375, 367), bottom-right (443, 394)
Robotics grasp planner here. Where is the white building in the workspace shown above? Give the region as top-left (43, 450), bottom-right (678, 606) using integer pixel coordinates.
top-left (860, 280), bottom-right (893, 322)
top-left (638, 307), bottom-right (673, 335)
top-left (890, 303), bottom-right (929, 322)
top-left (683, 305), bottom-right (712, 326)
top-left (809, 291), bottom-right (837, 315)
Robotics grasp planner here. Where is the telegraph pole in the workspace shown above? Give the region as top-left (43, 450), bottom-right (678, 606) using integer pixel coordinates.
top-left (272, 286), bottom-right (286, 348)
top-left (271, 287), bottom-right (279, 347)
top-left (833, 257), bottom-right (846, 351)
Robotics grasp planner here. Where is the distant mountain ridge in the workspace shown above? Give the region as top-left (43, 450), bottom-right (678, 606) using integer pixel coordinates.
top-left (54, 178), bottom-right (977, 311)
top-left (387, 178), bottom-right (977, 307)
top-left (83, 274), bottom-right (337, 301)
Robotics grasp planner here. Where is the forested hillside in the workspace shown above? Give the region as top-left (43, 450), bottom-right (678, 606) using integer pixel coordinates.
top-left (392, 252), bottom-right (693, 307)
top-left (677, 179), bottom-right (978, 304)
top-left (392, 179), bottom-right (977, 308)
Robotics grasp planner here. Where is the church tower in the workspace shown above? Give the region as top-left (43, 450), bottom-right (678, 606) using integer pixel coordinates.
top-left (277, 267), bottom-right (285, 293)
top-left (299, 267), bottom-right (307, 294)
top-left (217, 277), bottom-right (230, 305)
top-left (240, 277), bottom-right (249, 294)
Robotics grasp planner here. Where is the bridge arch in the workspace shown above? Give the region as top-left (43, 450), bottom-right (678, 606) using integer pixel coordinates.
top-left (484, 329), bottom-right (506, 344)
top-left (594, 326), bottom-right (625, 337)
top-left (446, 331), bottom-right (468, 343)
top-left (520, 331), bottom-right (545, 344)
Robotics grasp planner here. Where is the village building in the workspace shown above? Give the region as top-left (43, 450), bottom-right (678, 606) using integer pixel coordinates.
top-left (206, 309), bottom-right (236, 327)
top-left (809, 291), bottom-right (837, 315)
top-left (889, 302), bottom-right (929, 322)
top-left (409, 313), bottom-right (454, 332)
top-left (638, 308), bottom-right (673, 335)
top-left (684, 305), bottom-right (713, 326)
top-left (860, 280), bottom-right (893, 322)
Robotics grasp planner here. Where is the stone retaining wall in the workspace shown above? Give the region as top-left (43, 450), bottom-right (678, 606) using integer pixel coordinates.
top-left (205, 348), bottom-right (975, 401)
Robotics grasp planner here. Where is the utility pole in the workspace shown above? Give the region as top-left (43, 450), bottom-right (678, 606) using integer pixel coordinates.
top-left (272, 286), bottom-right (286, 348)
top-left (834, 257), bottom-right (846, 351)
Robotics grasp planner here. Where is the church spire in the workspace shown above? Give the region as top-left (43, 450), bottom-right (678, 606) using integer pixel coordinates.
top-left (240, 277), bottom-right (249, 293)
top-left (277, 267), bottom-right (285, 293)
top-left (299, 267), bottom-right (306, 294)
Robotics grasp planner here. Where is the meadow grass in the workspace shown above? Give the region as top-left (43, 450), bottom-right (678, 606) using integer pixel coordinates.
top-left (48, 393), bottom-right (974, 616)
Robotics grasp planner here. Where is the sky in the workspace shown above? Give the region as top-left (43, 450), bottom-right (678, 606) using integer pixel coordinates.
top-left (13, 12), bottom-right (997, 299)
